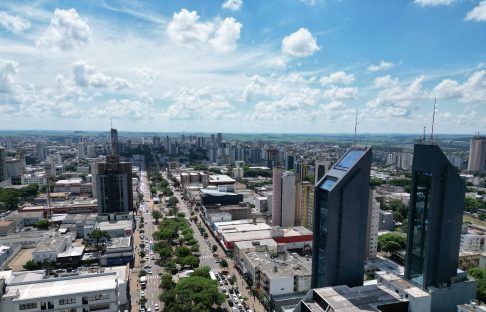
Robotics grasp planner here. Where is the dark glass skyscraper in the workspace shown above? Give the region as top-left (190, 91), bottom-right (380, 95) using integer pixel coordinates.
top-left (312, 146), bottom-right (372, 288)
top-left (405, 143), bottom-right (465, 289)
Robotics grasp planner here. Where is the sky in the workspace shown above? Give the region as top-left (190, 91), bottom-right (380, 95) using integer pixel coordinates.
top-left (0, 0), bottom-right (486, 134)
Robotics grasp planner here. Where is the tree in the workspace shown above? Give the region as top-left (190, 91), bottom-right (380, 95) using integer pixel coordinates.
top-left (212, 244), bottom-right (218, 253)
top-left (468, 267), bottom-right (486, 303)
top-left (87, 229), bottom-right (111, 252)
top-left (229, 274), bottom-right (237, 285)
top-left (151, 210), bottom-right (162, 223)
top-left (219, 259), bottom-right (228, 268)
top-left (35, 219), bottom-right (49, 230)
top-left (378, 232), bottom-right (406, 255)
top-left (23, 260), bottom-right (41, 270)
top-left (175, 246), bottom-right (192, 258)
top-left (0, 187), bottom-right (20, 210)
top-left (370, 177), bottom-right (384, 187)
top-left (167, 196), bottom-right (179, 208)
top-left (154, 241), bottom-right (173, 261)
top-left (161, 273), bottom-right (175, 290)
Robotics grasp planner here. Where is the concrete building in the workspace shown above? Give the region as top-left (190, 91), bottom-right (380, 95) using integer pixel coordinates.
top-left (54, 178), bottom-right (82, 193)
top-left (379, 210), bottom-right (395, 231)
top-left (0, 146), bottom-right (7, 183)
top-left (296, 181), bottom-right (314, 230)
top-left (468, 135), bottom-right (486, 173)
top-left (313, 147), bottom-right (372, 288)
top-left (461, 233), bottom-right (484, 252)
top-left (0, 266), bottom-right (129, 312)
top-left (314, 160), bottom-right (330, 184)
top-left (6, 159), bottom-right (22, 184)
top-left (21, 173), bottom-right (47, 186)
top-left (366, 192), bottom-right (380, 259)
top-left (405, 143), bottom-right (477, 311)
top-left (96, 155), bottom-right (133, 216)
top-left (0, 220), bottom-right (16, 236)
top-left (110, 128), bottom-right (118, 156)
top-left (32, 236), bottom-right (69, 263)
top-left (272, 169), bottom-right (296, 227)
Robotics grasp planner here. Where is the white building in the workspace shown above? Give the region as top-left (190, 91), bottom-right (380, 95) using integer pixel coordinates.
top-left (21, 173), bottom-right (47, 186)
top-left (32, 236), bottom-right (68, 262)
top-left (233, 167), bottom-right (244, 178)
top-left (366, 192), bottom-right (380, 259)
top-left (54, 179), bottom-right (82, 194)
top-left (0, 266), bottom-right (129, 312)
top-left (461, 233), bottom-right (484, 252)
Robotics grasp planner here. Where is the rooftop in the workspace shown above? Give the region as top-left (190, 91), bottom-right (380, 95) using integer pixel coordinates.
top-left (208, 174), bottom-right (236, 184)
top-left (33, 236), bottom-right (68, 253)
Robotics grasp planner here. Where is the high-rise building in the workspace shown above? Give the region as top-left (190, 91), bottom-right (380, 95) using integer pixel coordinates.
top-left (404, 143), bottom-right (477, 312)
top-left (405, 143), bottom-right (464, 288)
top-left (314, 160), bottom-right (330, 184)
top-left (153, 135), bottom-right (161, 147)
top-left (468, 135), bottom-right (486, 173)
top-left (110, 128), bottom-right (119, 156)
top-left (95, 155), bottom-right (133, 216)
top-left (6, 158), bottom-right (22, 184)
top-left (294, 159), bottom-right (308, 182)
top-left (312, 146), bottom-right (372, 288)
top-left (0, 146), bottom-right (7, 183)
top-left (366, 190), bottom-right (380, 259)
top-left (296, 181), bottom-right (314, 230)
top-left (36, 144), bottom-right (48, 161)
top-left (272, 167), bottom-right (296, 227)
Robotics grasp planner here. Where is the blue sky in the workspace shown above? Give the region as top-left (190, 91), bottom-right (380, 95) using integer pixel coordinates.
top-left (0, 0), bottom-right (485, 133)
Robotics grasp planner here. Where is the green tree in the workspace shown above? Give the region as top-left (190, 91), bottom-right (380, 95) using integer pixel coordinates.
top-left (175, 246), bottom-right (192, 258)
top-left (154, 241), bottom-right (173, 261)
top-left (23, 259), bottom-right (41, 270)
top-left (468, 267), bottom-right (486, 303)
top-left (370, 177), bottom-right (384, 187)
top-left (378, 232), bottom-right (406, 255)
top-left (160, 273), bottom-right (175, 290)
top-left (212, 244), bottom-right (218, 253)
top-left (167, 196), bottom-right (179, 208)
top-left (219, 259), bottom-right (228, 268)
top-left (0, 188), bottom-right (20, 210)
top-left (151, 210), bottom-right (162, 223)
top-left (35, 219), bottom-right (49, 229)
top-left (87, 229), bottom-right (111, 252)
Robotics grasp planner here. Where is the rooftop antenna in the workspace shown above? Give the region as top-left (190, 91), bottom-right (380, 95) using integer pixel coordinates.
top-left (354, 110), bottom-right (358, 147)
top-left (110, 117), bottom-right (113, 129)
top-left (430, 97), bottom-right (436, 141)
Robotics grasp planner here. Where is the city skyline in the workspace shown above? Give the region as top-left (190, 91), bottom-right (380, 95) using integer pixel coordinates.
top-left (0, 0), bottom-right (485, 133)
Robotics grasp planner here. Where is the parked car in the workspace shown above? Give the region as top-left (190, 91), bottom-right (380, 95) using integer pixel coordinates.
top-left (154, 303), bottom-right (159, 311)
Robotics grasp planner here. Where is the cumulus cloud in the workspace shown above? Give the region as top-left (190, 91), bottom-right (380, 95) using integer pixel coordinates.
top-left (222, 0), bottom-right (243, 11)
top-left (36, 8), bottom-right (91, 51)
top-left (433, 70), bottom-right (486, 102)
top-left (0, 59), bottom-right (19, 93)
top-left (320, 71), bottom-right (355, 85)
top-left (465, 1), bottom-right (486, 22)
top-left (0, 11), bottom-right (31, 34)
top-left (210, 17), bottom-right (242, 52)
top-left (129, 67), bottom-right (158, 85)
top-left (367, 60), bottom-right (394, 72)
top-left (282, 28), bottom-right (319, 57)
top-left (164, 87), bottom-right (236, 120)
top-left (413, 0), bottom-right (456, 6)
top-left (89, 97), bottom-right (154, 119)
top-left (167, 9), bottom-right (242, 52)
top-left (242, 75), bottom-right (285, 101)
top-left (322, 86), bottom-right (358, 101)
top-left (72, 61), bottom-right (131, 90)
top-left (367, 75), bottom-right (428, 109)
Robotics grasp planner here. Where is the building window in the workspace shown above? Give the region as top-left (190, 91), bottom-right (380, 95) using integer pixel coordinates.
top-left (19, 303), bottom-right (38, 310)
top-left (40, 302), bottom-right (46, 310)
top-left (59, 298), bottom-right (76, 305)
top-left (89, 303), bottom-right (110, 311)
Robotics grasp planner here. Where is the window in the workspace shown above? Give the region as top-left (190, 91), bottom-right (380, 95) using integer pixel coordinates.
top-left (59, 298), bottom-right (76, 305)
top-left (19, 303), bottom-right (38, 310)
top-left (89, 303), bottom-right (110, 311)
top-left (40, 302), bottom-right (46, 310)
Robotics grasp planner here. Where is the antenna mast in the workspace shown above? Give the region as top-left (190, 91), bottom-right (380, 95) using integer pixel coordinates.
top-left (430, 97), bottom-right (436, 141)
top-left (354, 111), bottom-right (358, 146)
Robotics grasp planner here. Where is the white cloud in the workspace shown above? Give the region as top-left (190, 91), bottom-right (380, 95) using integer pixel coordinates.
top-left (413, 0), bottom-right (456, 7)
top-left (0, 11), bottom-right (30, 34)
top-left (282, 28), bottom-right (319, 57)
top-left (89, 96), bottom-right (155, 120)
top-left (167, 9), bottom-right (214, 46)
top-left (210, 17), bottom-right (242, 52)
top-left (300, 0), bottom-right (318, 5)
top-left (0, 59), bottom-right (18, 93)
top-left (164, 87), bottom-right (237, 120)
top-left (222, 0), bottom-right (243, 11)
top-left (367, 75), bottom-right (428, 109)
top-left (72, 61), bottom-right (131, 90)
top-left (36, 8), bottom-right (91, 51)
top-left (322, 86), bottom-right (358, 101)
top-left (129, 67), bottom-right (158, 85)
top-left (465, 1), bottom-right (486, 22)
top-left (433, 70), bottom-right (486, 102)
top-left (367, 60), bottom-right (394, 72)
top-left (167, 9), bottom-right (242, 53)
top-left (320, 71), bottom-right (355, 85)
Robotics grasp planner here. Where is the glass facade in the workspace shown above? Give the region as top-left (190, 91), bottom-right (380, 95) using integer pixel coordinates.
top-left (408, 171), bottom-right (432, 288)
top-left (334, 150), bottom-right (365, 171)
top-left (315, 189), bottom-right (329, 287)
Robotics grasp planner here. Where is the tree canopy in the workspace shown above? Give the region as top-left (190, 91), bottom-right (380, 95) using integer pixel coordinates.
top-left (378, 232), bottom-right (406, 255)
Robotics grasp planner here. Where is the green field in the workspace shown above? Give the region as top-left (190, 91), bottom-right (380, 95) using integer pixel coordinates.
top-left (464, 214), bottom-right (486, 228)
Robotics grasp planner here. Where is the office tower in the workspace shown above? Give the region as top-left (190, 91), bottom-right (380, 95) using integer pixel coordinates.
top-left (36, 144), bottom-right (48, 161)
top-left (153, 135), bottom-right (161, 147)
top-left (110, 128), bottom-right (118, 156)
top-left (95, 155), bottom-right (133, 215)
top-left (216, 132), bottom-right (223, 145)
top-left (78, 142), bottom-right (86, 159)
top-left (312, 146), bottom-right (372, 288)
top-left (0, 146), bottom-right (7, 183)
top-left (296, 181), bottom-right (314, 230)
top-left (272, 167), bottom-right (283, 226)
top-left (468, 135), bottom-right (486, 173)
top-left (294, 159), bottom-right (308, 182)
top-left (315, 160), bottom-right (330, 184)
top-left (6, 158), bottom-right (23, 184)
top-left (272, 168), bottom-right (297, 227)
top-left (405, 143), bottom-right (463, 288)
top-left (366, 190), bottom-right (380, 259)
top-left (405, 143), bottom-right (477, 312)
top-left (286, 155), bottom-right (295, 170)
top-left (266, 149), bottom-right (279, 167)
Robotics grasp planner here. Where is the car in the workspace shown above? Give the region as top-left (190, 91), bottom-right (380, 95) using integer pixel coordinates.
top-left (232, 308), bottom-right (238, 312)
top-left (140, 291), bottom-right (145, 297)
top-left (145, 255), bottom-right (149, 259)
top-left (237, 303), bottom-right (242, 309)
top-left (140, 308), bottom-right (145, 312)
top-left (224, 280), bottom-right (229, 285)
top-left (226, 293), bottom-right (230, 298)
top-left (147, 308), bottom-right (152, 312)
top-left (227, 300), bottom-right (234, 307)
top-left (229, 288), bottom-right (234, 294)
top-left (219, 281), bottom-right (224, 286)
top-left (154, 304), bottom-right (159, 311)
top-left (147, 270), bottom-right (153, 274)
top-left (144, 264), bottom-right (151, 269)
top-left (220, 286), bottom-right (226, 292)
